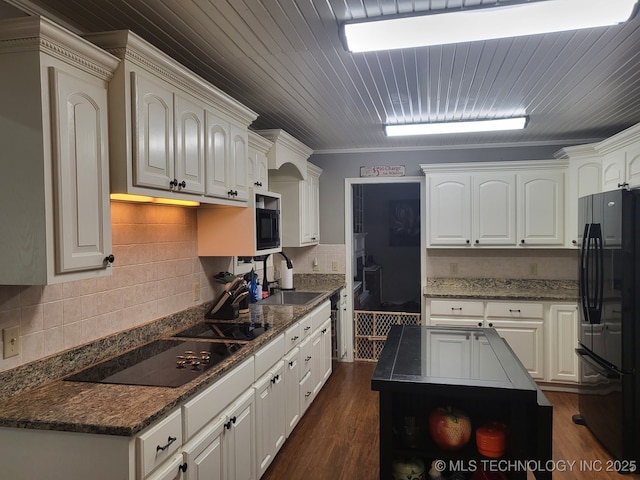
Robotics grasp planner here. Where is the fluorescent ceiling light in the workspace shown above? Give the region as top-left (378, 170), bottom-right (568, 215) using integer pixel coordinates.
top-left (385, 117), bottom-right (528, 136)
top-left (342, 0), bottom-right (638, 52)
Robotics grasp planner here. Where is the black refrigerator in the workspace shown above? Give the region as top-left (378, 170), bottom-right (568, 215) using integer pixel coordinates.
top-left (576, 188), bottom-right (640, 471)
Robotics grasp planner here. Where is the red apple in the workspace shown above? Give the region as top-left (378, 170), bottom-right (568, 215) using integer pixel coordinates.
top-left (428, 406), bottom-right (472, 451)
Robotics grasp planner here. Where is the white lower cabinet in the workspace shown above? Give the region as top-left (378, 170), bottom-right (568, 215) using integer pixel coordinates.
top-left (283, 347), bottom-right (301, 437)
top-left (428, 298), bottom-right (578, 385)
top-left (0, 301), bottom-right (334, 480)
top-left (426, 329), bottom-right (505, 381)
top-left (254, 361), bottom-right (286, 477)
top-left (548, 304), bottom-right (579, 383)
top-left (148, 453), bottom-right (187, 480)
top-left (183, 389), bottom-right (255, 480)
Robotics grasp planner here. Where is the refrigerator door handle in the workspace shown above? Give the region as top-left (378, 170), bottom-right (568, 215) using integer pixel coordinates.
top-left (576, 348), bottom-right (620, 379)
top-left (579, 223), bottom-right (591, 324)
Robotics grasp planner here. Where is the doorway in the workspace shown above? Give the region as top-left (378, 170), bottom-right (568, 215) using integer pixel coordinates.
top-left (344, 176), bottom-right (426, 362)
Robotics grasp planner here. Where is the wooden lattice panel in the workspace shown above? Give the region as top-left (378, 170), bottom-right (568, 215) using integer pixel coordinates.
top-left (353, 310), bottom-right (421, 361)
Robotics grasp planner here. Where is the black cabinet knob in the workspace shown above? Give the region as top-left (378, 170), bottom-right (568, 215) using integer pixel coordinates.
top-left (179, 180), bottom-right (186, 189)
top-left (104, 254), bottom-right (115, 264)
top-left (179, 463), bottom-right (188, 473)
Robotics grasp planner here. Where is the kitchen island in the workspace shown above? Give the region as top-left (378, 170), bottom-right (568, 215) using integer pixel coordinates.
top-left (372, 325), bottom-right (552, 480)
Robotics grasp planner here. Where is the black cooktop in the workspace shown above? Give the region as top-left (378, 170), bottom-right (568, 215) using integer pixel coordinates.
top-left (172, 321), bottom-right (270, 341)
top-left (65, 339), bottom-right (244, 388)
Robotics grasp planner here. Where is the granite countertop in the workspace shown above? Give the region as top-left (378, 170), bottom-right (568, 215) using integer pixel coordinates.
top-left (424, 277), bottom-right (578, 302)
top-left (0, 275), bottom-right (344, 437)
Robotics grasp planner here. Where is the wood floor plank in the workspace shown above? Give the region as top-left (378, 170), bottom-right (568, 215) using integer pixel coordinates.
top-left (262, 361), bottom-right (639, 480)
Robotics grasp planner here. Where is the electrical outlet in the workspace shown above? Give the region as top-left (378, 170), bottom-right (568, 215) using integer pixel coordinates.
top-left (3, 326), bottom-right (20, 359)
top-left (529, 263), bottom-right (538, 275)
top-left (313, 264), bottom-right (319, 272)
top-left (193, 282), bottom-right (201, 302)
top-left (449, 263), bottom-right (458, 275)
top-left (332, 261), bottom-right (339, 272)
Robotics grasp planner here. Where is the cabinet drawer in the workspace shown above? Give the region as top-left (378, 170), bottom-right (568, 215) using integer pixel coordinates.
top-left (486, 302), bottom-right (543, 318)
top-left (312, 300), bottom-right (331, 332)
top-left (430, 300), bottom-right (484, 317)
top-left (137, 409), bottom-right (182, 479)
top-left (182, 356), bottom-right (254, 440)
top-left (255, 333), bottom-right (285, 380)
top-left (299, 314), bottom-right (313, 338)
top-left (285, 322), bottom-right (302, 351)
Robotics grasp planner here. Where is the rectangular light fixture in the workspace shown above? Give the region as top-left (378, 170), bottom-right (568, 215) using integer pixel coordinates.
top-left (342, 0), bottom-right (638, 53)
top-left (385, 117), bottom-right (528, 137)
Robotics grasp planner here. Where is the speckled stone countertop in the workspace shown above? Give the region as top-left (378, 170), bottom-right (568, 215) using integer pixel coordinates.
top-left (424, 277), bottom-right (578, 302)
top-left (0, 274), bottom-right (344, 437)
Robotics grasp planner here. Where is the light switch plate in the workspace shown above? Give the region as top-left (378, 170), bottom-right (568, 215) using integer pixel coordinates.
top-left (3, 325), bottom-right (20, 359)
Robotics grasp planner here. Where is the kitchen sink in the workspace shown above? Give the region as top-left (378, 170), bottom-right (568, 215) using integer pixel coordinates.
top-left (257, 291), bottom-right (323, 306)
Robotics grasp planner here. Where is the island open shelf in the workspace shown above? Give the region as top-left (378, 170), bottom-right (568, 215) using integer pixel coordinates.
top-left (371, 325), bottom-right (552, 480)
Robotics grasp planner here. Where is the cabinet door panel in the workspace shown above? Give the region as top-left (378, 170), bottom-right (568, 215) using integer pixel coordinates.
top-left (426, 329), bottom-right (472, 377)
top-left (428, 175), bottom-right (471, 246)
top-left (284, 348), bottom-right (300, 437)
top-left (549, 305), bottom-right (578, 383)
top-left (492, 320), bottom-right (544, 380)
top-left (602, 151), bottom-right (626, 191)
top-left (205, 110), bottom-right (230, 198)
top-left (50, 67), bottom-right (111, 273)
top-left (473, 174), bottom-right (516, 245)
top-left (626, 143), bottom-right (640, 188)
top-left (230, 124), bottom-right (249, 202)
top-left (175, 92), bottom-right (205, 194)
top-left (226, 391), bottom-right (255, 480)
top-left (517, 171), bottom-right (564, 245)
top-left (132, 72), bottom-right (174, 189)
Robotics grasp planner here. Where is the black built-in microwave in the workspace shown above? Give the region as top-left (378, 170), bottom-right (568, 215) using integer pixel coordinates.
top-left (256, 207), bottom-right (280, 250)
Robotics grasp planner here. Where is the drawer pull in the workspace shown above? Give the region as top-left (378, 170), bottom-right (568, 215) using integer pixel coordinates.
top-left (305, 391), bottom-right (312, 398)
top-left (156, 436), bottom-right (177, 452)
top-left (509, 309), bottom-right (521, 313)
top-left (451, 307), bottom-right (463, 311)
top-left (478, 322), bottom-right (483, 327)
top-left (179, 463), bottom-right (188, 473)
top-left (291, 335), bottom-right (299, 342)
top-left (304, 326), bottom-right (311, 332)
top-left (305, 356), bottom-right (312, 362)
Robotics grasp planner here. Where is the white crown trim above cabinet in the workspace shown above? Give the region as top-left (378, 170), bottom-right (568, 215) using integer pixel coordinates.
top-left (0, 16), bottom-right (119, 285)
top-left (83, 29), bottom-right (257, 206)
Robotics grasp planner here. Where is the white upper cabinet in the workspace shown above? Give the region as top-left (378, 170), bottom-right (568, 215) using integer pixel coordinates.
top-left (174, 91), bottom-right (205, 194)
top-left (427, 175), bottom-right (471, 246)
top-left (248, 131), bottom-right (272, 192)
top-left (593, 122), bottom-right (640, 192)
top-left (473, 174), bottom-right (516, 246)
top-left (0, 16), bottom-right (118, 285)
top-left (517, 170), bottom-right (565, 246)
top-left (133, 72), bottom-right (175, 191)
top-left (556, 143), bottom-right (602, 247)
top-left (423, 161), bottom-right (565, 248)
top-left (261, 130), bottom-right (319, 247)
top-left (204, 111), bottom-right (248, 201)
top-left (84, 29), bottom-right (257, 205)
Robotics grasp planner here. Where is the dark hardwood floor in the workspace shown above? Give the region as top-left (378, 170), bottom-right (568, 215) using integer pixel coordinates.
top-left (262, 361), bottom-right (640, 480)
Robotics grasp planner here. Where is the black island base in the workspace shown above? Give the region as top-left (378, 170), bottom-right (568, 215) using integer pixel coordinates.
top-left (372, 325), bottom-right (552, 480)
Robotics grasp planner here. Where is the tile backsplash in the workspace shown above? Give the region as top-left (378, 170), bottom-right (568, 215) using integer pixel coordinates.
top-left (426, 248), bottom-right (578, 280)
top-left (0, 206), bottom-right (578, 374)
top-left (0, 202), bottom-right (226, 373)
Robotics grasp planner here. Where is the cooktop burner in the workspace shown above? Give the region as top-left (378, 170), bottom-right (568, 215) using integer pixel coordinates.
top-left (172, 321), bottom-right (270, 341)
top-left (65, 339), bottom-right (244, 388)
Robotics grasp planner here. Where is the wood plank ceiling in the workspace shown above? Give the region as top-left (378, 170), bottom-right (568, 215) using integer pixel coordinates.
top-left (4, 0), bottom-right (640, 152)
